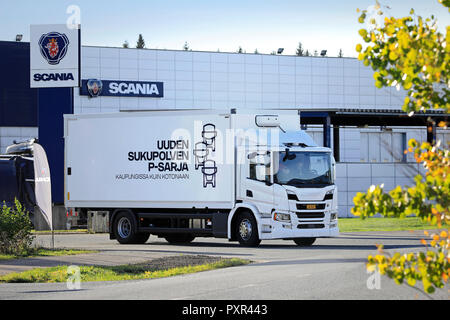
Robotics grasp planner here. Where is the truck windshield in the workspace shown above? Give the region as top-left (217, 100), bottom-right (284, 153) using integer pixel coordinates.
top-left (274, 151), bottom-right (334, 187)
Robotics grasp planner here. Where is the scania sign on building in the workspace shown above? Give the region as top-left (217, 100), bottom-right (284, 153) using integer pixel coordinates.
top-left (30, 24), bottom-right (80, 88)
top-left (80, 79), bottom-right (164, 98)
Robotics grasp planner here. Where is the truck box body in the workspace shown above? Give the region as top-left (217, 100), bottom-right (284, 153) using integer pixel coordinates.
top-left (65, 111), bottom-right (235, 209)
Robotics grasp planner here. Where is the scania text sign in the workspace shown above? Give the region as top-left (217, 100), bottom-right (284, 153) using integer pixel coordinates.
top-left (80, 79), bottom-right (164, 98)
top-left (30, 24), bottom-right (81, 88)
top-left (34, 73), bottom-right (75, 82)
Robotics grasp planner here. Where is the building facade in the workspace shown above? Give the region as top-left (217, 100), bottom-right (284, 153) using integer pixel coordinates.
top-left (1, 42), bottom-right (448, 217)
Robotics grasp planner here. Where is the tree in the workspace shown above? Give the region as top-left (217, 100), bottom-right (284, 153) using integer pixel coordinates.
top-left (0, 199), bottom-right (34, 256)
top-left (304, 50), bottom-right (310, 57)
top-left (338, 48), bottom-right (343, 57)
top-left (254, 48), bottom-right (259, 54)
top-left (313, 50), bottom-right (318, 56)
top-left (237, 46), bottom-right (244, 53)
top-left (352, 0), bottom-right (449, 294)
top-left (136, 34), bottom-right (145, 49)
top-left (296, 42), bottom-right (304, 56)
top-left (122, 41), bottom-right (129, 48)
top-left (183, 41), bottom-right (189, 51)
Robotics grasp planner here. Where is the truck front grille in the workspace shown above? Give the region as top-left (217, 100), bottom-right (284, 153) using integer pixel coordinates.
top-left (295, 201), bottom-right (326, 230)
top-left (294, 200), bottom-right (327, 231)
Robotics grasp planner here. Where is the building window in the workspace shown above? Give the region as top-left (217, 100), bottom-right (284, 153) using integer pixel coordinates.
top-left (360, 132), bottom-right (407, 163)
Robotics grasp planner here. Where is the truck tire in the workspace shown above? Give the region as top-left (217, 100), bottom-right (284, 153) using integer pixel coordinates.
top-left (113, 211), bottom-right (149, 244)
top-left (235, 211), bottom-right (261, 247)
top-left (293, 237), bottom-right (316, 246)
top-left (164, 234), bottom-right (195, 244)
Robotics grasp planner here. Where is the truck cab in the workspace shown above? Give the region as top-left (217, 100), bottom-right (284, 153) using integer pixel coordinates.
top-left (231, 129), bottom-right (339, 246)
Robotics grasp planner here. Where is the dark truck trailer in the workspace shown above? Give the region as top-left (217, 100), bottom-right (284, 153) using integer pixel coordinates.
top-left (1, 139), bottom-right (87, 230)
top-left (0, 155), bottom-right (35, 213)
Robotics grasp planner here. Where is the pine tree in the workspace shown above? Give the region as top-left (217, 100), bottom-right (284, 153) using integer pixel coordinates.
top-left (296, 42), bottom-right (304, 56)
top-left (338, 48), bottom-right (343, 57)
top-left (122, 41), bottom-right (129, 48)
top-left (183, 41), bottom-right (189, 51)
top-left (136, 34), bottom-right (145, 49)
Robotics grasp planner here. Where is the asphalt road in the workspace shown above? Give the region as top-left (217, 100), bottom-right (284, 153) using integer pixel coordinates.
top-left (0, 231), bottom-right (448, 300)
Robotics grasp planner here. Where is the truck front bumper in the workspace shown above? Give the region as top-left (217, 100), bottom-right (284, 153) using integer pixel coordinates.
top-left (261, 224), bottom-right (339, 240)
top-left (259, 211), bottom-right (339, 240)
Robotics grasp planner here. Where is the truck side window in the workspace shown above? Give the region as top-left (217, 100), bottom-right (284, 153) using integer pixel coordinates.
top-left (249, 163), bottom-right (258, 180)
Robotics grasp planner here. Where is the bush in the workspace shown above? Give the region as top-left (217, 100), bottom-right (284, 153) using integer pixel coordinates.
top-left (0, 199), bottom-right (34, 256)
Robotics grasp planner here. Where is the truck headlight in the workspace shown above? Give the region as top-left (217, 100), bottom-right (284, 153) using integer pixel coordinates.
top-left (274, 213), bottom-right (291, 222)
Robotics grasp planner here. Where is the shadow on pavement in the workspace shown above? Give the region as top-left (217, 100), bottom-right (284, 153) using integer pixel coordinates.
top-left (21, 289), bottom-right (88, 294)
top-left (101, 240), bottom-right (424, 252)
top-left (249, 257), bottom-right (369, 267)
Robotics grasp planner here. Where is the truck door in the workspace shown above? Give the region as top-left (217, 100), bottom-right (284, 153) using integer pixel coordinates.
top-left (242, 150), bottom-right (274, 215)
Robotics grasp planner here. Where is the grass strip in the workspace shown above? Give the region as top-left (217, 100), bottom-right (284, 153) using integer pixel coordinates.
top-left (338, 217), bottom-right (447, 232)
top-left (0, 258), bottom-right (250, 283)
top-left (0, 248), bottom-right (97, 261)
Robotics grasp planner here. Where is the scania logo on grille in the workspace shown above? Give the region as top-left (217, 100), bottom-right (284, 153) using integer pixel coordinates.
top-left (38, 32), bottom-right (70, 65)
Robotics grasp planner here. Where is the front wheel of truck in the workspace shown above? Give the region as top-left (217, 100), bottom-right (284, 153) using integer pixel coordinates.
top-left (235, 211), bottom-right (261, 247)
top-left (113, 211), bottom-right (149, 244)
top-left (293, 237), bottom-right (316, 246)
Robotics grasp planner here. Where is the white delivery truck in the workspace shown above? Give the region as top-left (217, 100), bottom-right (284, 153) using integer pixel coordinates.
top-left (64, 109), bottom-right (339, 246)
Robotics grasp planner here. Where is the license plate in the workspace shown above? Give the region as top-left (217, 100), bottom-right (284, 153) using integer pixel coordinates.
top-left (306, 204), bottom-right (317, 210)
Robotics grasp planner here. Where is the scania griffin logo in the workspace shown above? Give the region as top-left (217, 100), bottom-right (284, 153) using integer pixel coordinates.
top-left (38, 32), bottom-right (70, 65)
top-left (86, 79), bottom-right (103, 97)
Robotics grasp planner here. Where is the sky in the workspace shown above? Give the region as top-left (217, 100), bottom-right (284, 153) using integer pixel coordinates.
top-left (0, 0), bottom-right (448, 58)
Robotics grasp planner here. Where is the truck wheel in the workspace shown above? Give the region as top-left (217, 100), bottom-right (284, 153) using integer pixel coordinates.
top-left (113, 211), bottom-right (149, 244)
top-left (164, 234), bottom-right (195, 244)
top-left (293, 238), bottom-right (316, 246)
top-left (235, 211), bottom-right (261, 247)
